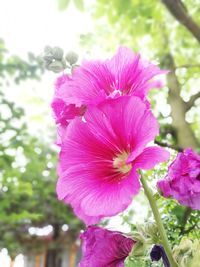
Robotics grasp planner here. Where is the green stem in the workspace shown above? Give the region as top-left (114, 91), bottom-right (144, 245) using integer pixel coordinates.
top-left (140, 172), bottom-right (178, 267)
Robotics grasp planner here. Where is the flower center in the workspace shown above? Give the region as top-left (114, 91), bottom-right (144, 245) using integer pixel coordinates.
top-left (113, 152), bottom-right (132, 174)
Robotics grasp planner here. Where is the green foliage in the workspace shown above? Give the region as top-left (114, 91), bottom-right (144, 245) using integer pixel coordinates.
top-left (58, 0), bottom-right (70, 10)
top-left (0, 39), bottom-right (44, 84)
top-left (74, 0), bottom-right (84, 11)
top-left (0, 40), bottom-right (82, 257)
top-left (125, 256), bottom-right (150, 267)
top-left (57, 0), bottom-right (84, 11)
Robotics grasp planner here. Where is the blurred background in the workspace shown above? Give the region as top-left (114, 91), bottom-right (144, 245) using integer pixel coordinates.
top-left (0, 0), bottom-right (200, 266)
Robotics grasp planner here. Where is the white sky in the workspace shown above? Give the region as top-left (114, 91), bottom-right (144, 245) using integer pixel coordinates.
top-left (0, 0), bottom-right (93, 56)
top-left (0, 0), bottom-right (96, 140)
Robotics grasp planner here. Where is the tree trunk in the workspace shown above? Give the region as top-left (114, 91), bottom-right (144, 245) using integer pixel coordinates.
top-left (165, 53), bottom-right (199, 149)
top-left (162, 0), bottom-right (200, 44)
top-left (45, 248), bottom-right (62, 267)
top-left (45, 223), bottom-right (62, 267)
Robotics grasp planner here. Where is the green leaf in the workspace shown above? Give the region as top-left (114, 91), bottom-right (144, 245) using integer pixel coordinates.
top-left (73, 0), bottom-right (84, 11)
top-left (125, 256), bottom-right (147, 267)
top-left (58, 0), bottom-right (70, 10)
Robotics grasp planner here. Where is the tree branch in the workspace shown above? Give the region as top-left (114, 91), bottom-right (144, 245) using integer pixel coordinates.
top-left (155, 140), bottom-right (183, 152)
top-left (182, 223), bottom-right (199, 235)
top-left (185, 91), bottom-right (200, 111)
top-left (162, 0), bottom-right (200, 44)
top-left (165, 53), bottom-right (199, 148)
top-left (175, 64), bottom-right (200, 69)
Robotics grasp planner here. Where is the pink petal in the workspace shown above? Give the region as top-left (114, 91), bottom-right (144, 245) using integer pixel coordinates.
top-left (157, 179), bottom-right (172, 198)
top-left (108, 47), bottom-right (166, 98)
top-left (79, 226), bottom-right (135, 267)
top-left (81, 170), bottom-right (140, 217)
top-left (62, 60), bottom-right (113, 106)
top-left (133, 146), bottom-right (170, 170)
top-left (56, 96), bottom-right (162, 224)
top-left (57, 165), bottom-right (140, 225)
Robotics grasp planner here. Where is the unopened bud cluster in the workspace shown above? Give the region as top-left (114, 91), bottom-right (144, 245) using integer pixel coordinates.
top-left (130, 223), bottom-right (160, 257)
top-left (42, 46), bottom-right (78, 73)
top-left (173, 238), bottom-right (200, 267)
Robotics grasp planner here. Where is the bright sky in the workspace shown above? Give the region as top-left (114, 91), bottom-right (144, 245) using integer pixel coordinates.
top-left (0, 0), bottom-right (96, 140)
top-left (0, 0), bottom-right (93, 56)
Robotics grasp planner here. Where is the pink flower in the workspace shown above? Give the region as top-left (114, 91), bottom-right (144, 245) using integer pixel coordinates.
top-left (57, 96), bottom-right (169, 224)
top-left (52, 47), bottom-right (165, 129)
top-left (79, 226), bottom-right (135, 267)
top-left (51, 74), bottom-right (85, 144)
top-left (157, 148), bottom-right (200, 210)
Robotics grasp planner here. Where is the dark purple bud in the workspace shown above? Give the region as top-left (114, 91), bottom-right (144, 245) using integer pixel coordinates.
top-left (150, 245), bottom-right (170, 267)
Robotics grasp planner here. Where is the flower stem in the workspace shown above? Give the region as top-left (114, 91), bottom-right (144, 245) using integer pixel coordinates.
top-left (140, 172), bottom-right (178, 267)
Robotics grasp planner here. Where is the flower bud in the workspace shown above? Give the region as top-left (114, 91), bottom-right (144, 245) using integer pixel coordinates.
top-left (43, 54), bottom-right (54, 64)
top-left (52, 46), bottom-right (64, 60)
top-left (47, 60), bottom-right (65, 73)
top-left (145, 222), bottom-right (158, 236)
top-left (173, 238), bottom-right (200, 267)
top-left (131, 241), bottom-right (146, 257)
top-left (144, 222), bottom-right (160, 244)
top-left (130, 231), bottom-right (147, 257)
top-left (66, 51), bottom-right (78, 65)
top-left (44, 45), bottom-right (52, 54)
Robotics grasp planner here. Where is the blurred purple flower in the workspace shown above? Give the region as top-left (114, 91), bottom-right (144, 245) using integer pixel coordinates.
top-left (157, 148), bottom-right (200, 210)
top-left (79, 226), bottom-right (135, 267)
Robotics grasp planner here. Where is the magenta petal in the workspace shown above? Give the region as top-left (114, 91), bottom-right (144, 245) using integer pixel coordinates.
top-left (108, 47), bottom-right (166, 99)
top-left (57, 96), bottom-right (164, 224)
top-left (57, 165), bottom-right (140, 225)
top-left (157, 179), bottom-right (172, 198)
top-left (127, 112), bottom-right (159, 163)
top-left (157, 148), bottom-right (200, 210)
top-left (55, 73), bottom-right (70, 92)
top-left (62, 60), bottom-right (112, 106)
top-left (133, 146), bottom-right (170, 170)
top-left (79, 226), bottom-right (135, 267)
top-left (81, 170), bottom-right (140, 217)
top-left (52, 47), bottom-right (166, 119)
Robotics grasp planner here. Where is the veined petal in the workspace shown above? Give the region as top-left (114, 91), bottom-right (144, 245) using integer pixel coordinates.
top-left (57, 96), bottom-right (164, 224)
top-left (132, 146), bottom-right (170, 170)
top-left (57, 165), bottom-right (140, 225)
top-left (108, 47), bottom-right (166, 98)
top-left (79, 226), bottom-right (135, 267)
top-left (51, 47), bottom-right (166, 122)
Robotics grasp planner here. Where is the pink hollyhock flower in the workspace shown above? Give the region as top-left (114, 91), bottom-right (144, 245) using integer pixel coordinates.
top-left (57, 96), bottom-right (169, 224)
top-left (51, 74), bottom-right (85, 144)
top-left (79, 226), bottom-right (135, 267)
top-left (52, 47), bottom-right (165, 128)
top-left (157, 148), bottom-right (200, 210)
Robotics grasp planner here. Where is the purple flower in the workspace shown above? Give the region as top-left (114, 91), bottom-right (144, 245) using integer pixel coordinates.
top-left (79, 226), bottom-right (135, 267)
top-left (150, 245), bottom-right (170, 267)
top-left (157, 148), bottom-right (200, 210)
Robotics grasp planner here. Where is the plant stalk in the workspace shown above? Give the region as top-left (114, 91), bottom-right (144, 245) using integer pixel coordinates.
top-left (140, 172), bottom-right (178, 267)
